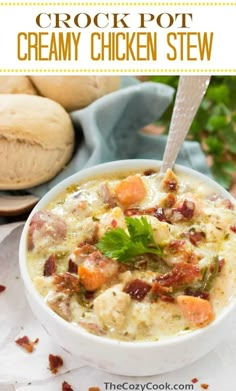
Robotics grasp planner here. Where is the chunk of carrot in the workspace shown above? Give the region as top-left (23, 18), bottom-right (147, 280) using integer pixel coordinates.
top-left (78, 253), bottom-right (118, 291)
top-left (114, 176), bottom-right (146, 208)
top-left (176, 295), bottom-right (214, 327)
top-left (78, 263), bottom-right (106, 291)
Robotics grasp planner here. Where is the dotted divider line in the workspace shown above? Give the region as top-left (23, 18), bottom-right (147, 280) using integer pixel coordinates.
top-left (0, 2), bottom-right (236, 5)
top-left (0, 69), bottom-right (236, 72)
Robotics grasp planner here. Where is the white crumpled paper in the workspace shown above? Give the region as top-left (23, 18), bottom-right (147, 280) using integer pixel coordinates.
top-left (1, 224), bottom-right (236, 391)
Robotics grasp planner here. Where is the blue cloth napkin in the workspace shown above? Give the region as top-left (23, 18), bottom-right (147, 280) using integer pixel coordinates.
top-left (27, 79), bottom-right (210, 198)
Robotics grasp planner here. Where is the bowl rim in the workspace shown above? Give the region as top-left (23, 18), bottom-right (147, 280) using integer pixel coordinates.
top-left (19, 159), bottom-right (236, 349)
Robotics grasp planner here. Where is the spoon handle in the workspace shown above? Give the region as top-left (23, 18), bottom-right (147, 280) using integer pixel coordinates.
top-left (160, 76), bottom-right (211, 173)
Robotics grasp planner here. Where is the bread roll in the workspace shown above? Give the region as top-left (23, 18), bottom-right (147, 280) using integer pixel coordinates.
top-left (0, 76), bottom-right (37, 95)
top-left (0, 94), bottom-right (74, 190)
top-left (29, 76), bottom-right (120, 112)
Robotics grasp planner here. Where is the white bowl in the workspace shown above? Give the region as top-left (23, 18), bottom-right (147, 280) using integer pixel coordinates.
top-left (19, 159), bottom-right (236, 376)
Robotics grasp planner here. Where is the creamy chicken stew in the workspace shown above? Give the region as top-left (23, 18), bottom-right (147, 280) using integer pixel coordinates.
top-left (26, 168), bottom-right (236, 341)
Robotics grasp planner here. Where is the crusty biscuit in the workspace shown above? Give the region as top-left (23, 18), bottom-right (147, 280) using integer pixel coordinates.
top-left (0, 94), bottom-right (74, 189)
top-left (0, 76), bottom-right (37, 95)
top-left (30, 76), bottom-right (120, 112)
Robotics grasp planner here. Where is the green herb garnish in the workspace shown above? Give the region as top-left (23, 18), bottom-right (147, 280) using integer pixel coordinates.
top-left (97, 216), bottom-right (162, 264)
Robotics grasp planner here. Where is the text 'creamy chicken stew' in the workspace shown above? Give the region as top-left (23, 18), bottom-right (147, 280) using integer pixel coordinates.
top-left (26, 168), bottom-right (236, 341)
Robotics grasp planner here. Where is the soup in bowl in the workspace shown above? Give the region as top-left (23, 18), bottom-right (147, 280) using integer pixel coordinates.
top-left (19, 160), bottom-right (236, 376)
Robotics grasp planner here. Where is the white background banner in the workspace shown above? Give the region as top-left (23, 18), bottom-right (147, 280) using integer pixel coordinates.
top-left (0, 2), bottom-right (235, 74)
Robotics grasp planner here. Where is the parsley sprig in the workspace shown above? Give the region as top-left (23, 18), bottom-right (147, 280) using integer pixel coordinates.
top-left (97, 216), bottom-right (162, 264)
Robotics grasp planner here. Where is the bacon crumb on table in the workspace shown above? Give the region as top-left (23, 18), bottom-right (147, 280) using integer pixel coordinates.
top-left (88, 387), bottom-right (101, 391)
top-left (15, 336), bottom-right (39, 353)
top-left (62, 381), bottom-right (74, 391)
top-left (201, 384), bottom-right (209, 389)
top-left (48, 354), bottom-right (64, 374)
top-left (191, 378), bottom-right (198, 384)
top-left (0, 285), bottom-right (6, 293)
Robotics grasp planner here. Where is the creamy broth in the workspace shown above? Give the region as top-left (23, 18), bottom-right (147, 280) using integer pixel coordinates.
top-left (26, 168), bottom-right (236, 341)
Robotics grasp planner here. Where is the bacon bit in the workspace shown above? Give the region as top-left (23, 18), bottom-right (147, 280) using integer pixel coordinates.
top-left (218, 257), bottom-right (225, 272)
top-left (99, 182), bottom-right (117, 208)
top-left (84, 291), bottom-right (94, 300)
top-left (75, 243), bottom-right (96, 254)
top-left (169, 200), bottom-right (195, 223)
top-left (169, 209), bottom-right (183, 223)
top-left (111, 219), bottom-right (118, 228)
top-left (15, 336), bottom-right (39, 353)
top-left (44, 254), bottom-right (56, 277)
top-left (154, 207), bottom-right (167, 222)
top-left (68, 259), bottom-right (78, 274)
top-left (159, 295), bottom-right (175, 303)
top-left (62, 381), bottom-right (74, 391)
top-left (155, 263), bottom-right (201, 288)
top-left (143, 169), bottom-right (157, 176)
top-left (53, 273), bottom-right (80, 294)
top-left (178, 200), bottom-right (195, 219)
top-left (230, 224), bottom-right (236, 233)
top-left (124, 208), bottom-right (141, 216)
top-left (123, 279), bottom-right (151, 301)
top-left (88, 387), bottom-right (101, 391)
top-left (125, 206), bottom-right (157, 217)
top-left (165, 240), bottom-right (198, 264)
top-left (151, 282), bottom-right (173, 295)
top-left (166, 240), bottom-right (186, 254)
top-left (221, 199), bottom-right (234, 210)
top-left (89, 223), bottom-right (99, 245)
top-left (0, 285), bottom-right (6, 293)
top-left (209, 195), bottom-right (234, 210)
top-left (201, 384), bottom-right (209, 389)
top-left (73, 243), bottom-right (98, 264)
top-left (124, 201), bottom-right (195, 225)
top-left (191, 378), bottom-right (198, 384)
top-left (49, 354), bottom-right (63, 374)
top-left (188, 230), bottom-right (206, 246)
top-left (143, 207), bottom-right (157, 215)
top-left (185, 288), bottom-right (210, 301)
top-left (124, 206), bottom-right (168, 222)
top-left (151, 282), bottom-right (175, 303)
top-left (118, 263), bottom-right (130, 273)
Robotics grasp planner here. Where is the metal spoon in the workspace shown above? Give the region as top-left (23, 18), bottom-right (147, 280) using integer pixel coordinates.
top-left (160, 76), bottom-right (211, 173)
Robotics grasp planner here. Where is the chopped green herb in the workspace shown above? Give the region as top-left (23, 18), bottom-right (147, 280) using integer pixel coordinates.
top-left (97, 216), bottom-right (162, 264)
